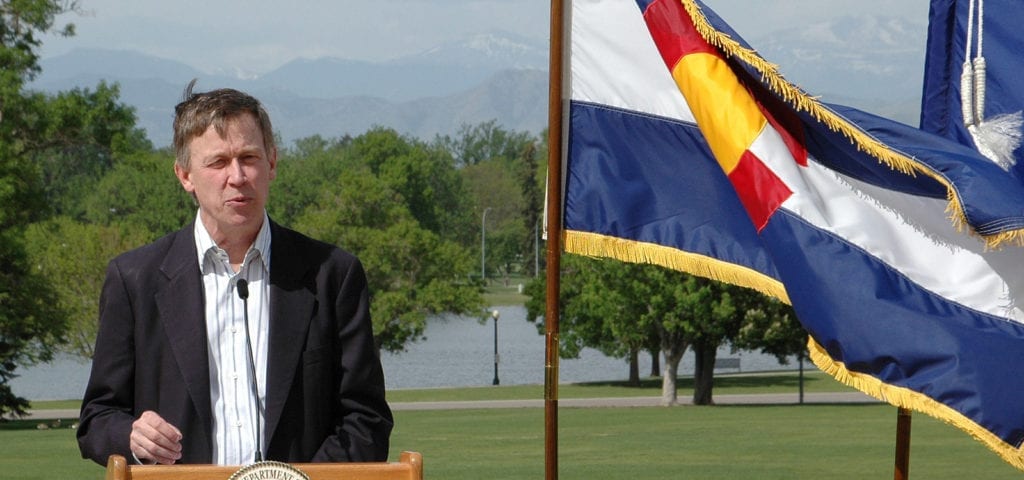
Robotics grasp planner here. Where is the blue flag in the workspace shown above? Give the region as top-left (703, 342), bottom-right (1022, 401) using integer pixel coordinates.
top-left (565, 0), bottom-right (1024, 469)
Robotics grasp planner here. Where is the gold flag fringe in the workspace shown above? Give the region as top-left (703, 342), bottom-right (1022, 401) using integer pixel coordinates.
top-left (564, 230), bottom-right (789, 303)
top-left (677, 0), bottom-right (1024, 249)
top-left (807, 338), bottom-right (1024, 471)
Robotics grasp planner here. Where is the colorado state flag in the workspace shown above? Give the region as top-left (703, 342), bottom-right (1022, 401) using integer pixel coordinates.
top-left (563, 0), bottom-right (1024, 469)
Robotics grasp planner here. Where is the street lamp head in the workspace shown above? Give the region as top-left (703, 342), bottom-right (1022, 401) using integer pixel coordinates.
top-left (491, 309), bottom-right (500, 320)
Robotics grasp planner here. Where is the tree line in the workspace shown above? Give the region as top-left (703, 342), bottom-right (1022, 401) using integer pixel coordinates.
top-left (0, 0), bottom-right (805, 417)
top-left (524, 255), bottom-right (805, 406)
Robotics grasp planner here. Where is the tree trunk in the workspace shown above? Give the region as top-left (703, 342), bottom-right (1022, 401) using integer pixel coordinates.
top-left (692, 341), bottom-right (717, 405)
top-left (649, 348), bottom-right (661, 378)
top-left (660, 343), bottom-right (686, 406)
top-left (627, 348), bottom-right (640, 387)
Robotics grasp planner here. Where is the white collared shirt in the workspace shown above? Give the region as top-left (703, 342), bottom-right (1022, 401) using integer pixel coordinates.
top-left (193, 211), bottom-right (271, 465)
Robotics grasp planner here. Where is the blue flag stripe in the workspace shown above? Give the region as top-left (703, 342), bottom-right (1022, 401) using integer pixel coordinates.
top-left (566, 101), bottom-right (781, 286)
top-left (767, 209), bottom-right (1024, 447)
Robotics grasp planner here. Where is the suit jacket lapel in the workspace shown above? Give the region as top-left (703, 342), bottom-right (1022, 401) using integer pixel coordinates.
top-left (263, 222), bottom-right (315, 446)
top-left (154, 225), bottom-right (213, 435)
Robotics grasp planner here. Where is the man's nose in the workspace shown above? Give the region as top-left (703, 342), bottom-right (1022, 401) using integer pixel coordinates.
top-left (227, 159), bottom-right (247, 184)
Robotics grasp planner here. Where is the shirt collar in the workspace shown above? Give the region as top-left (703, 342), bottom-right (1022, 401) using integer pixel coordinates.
top-left (193, 210), bottom-right (272, 274)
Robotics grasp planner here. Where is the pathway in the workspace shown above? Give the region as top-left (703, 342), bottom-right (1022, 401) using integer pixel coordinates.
top-left (18, 391), bottom-right (877, 421)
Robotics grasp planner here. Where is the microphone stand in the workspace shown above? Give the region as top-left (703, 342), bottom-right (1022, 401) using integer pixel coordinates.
top-left (236, 279), bottom-right (264, 462)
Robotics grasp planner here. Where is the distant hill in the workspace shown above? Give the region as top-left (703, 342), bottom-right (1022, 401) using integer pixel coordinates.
top-left (751, 14), bottom-right (927, 125)
top-left (31, 19), bottom-right (926, 147)
top-left (262, 68), bottom-right (547, 145)
top-left (32, 31), bottom-right (549, 147)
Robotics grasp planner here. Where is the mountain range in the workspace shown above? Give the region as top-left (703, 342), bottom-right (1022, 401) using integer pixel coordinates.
top-left (31, 16), bottom-right (926, 148)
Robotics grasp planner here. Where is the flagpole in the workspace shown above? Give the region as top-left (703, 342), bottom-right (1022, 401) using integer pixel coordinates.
top-left (544, 0), bottom-right (566, 479)
top-left (894, 407), bottom-right (912, 480)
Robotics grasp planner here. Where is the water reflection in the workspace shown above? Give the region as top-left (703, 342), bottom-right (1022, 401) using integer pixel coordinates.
top-left (381, 306), bottom-right (796, 389)
top-left (11, 306), bottom-right (796, 400)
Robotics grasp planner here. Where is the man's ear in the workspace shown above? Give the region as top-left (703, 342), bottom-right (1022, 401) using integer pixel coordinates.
top-left (174, 163), bottom-right (195, 193)
top-left (268, 146), bottom-right (278, 181)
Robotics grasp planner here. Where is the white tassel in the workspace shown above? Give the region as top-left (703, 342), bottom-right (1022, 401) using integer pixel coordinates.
top-left (961, 0), bottom-right (1021, 170)
top-left (960, 61), bottom-right (976, 128)
top-left (972, 56), bottom-right (987, 122)
top-left (969, 113), bottom-right (1023, 171)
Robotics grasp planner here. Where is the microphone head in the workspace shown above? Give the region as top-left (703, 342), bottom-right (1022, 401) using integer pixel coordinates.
top-left (236, 278), bottom-right (249, 300)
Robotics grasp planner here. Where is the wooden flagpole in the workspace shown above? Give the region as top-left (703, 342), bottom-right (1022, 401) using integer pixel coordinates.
top-left (544, 0), bottom-right (566, 479)
top-left (894, 407), bottom-right (912, 480)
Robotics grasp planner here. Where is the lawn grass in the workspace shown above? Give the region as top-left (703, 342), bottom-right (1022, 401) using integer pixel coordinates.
top-left (388, 405), bottom-right (1020, 479)
top-left (26, 399), bottom-right (80, 410)
top-left (0, 419), bottom-right (95, 479)
top-left (482, 275), bottom-right (531, 306)
top-left (7, 371), bottom-right (1021, 479)
top-left (8, 405), bottom-right (1018, 479)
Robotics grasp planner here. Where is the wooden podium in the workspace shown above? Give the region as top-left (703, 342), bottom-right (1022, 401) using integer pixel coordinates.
top-left (105, 451), bottom-right (423, 480)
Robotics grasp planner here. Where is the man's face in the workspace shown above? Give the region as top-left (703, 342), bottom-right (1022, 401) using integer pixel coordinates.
top-left (174, 113), bottom-right (277, 242)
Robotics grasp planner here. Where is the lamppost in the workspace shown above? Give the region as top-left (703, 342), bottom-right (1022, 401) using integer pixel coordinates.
top-left (534, 218), bottom-right (540, 277)
top-left (491, 309), bottom-right (500, 385)
top-left (481, 207), bottom-right (492, 283)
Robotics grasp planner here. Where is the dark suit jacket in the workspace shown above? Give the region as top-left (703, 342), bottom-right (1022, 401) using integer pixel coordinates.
top-left (77, 221), bottom-right (393, 465)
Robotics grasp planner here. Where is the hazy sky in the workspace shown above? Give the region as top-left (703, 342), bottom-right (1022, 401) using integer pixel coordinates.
top-left (41, 0), bottom-right (931, 75)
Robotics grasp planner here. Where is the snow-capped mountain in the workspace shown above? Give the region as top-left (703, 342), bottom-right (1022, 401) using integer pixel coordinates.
top-left (31, 16), bottom-right (927, 147)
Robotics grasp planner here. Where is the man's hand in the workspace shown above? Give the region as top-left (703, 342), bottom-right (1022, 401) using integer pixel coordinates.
top-left (130, 411), bottom-right (183, 464)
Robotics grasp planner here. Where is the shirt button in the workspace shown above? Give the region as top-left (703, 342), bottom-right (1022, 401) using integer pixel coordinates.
top-left (236, 422), bottom-right (243, 428)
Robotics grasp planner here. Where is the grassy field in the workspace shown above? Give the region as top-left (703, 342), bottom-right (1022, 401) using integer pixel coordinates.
top-left (391, 405), bottom-right (1021, 479)
top-left (482, 275), bottom-right (531, 306)
top-left (6, 372), bottom-right (1021, 479)
top-left (4, 404), bottom-right (1020, 479)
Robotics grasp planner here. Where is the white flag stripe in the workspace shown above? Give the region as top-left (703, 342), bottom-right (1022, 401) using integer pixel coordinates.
top-left (570, 0), bottom-right (695, 123)
top-left (777, 157), bottom-right (1024, 323)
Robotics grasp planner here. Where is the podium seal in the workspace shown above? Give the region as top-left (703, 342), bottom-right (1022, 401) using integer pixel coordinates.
top-left (229, 461), bottom-right (310, 480)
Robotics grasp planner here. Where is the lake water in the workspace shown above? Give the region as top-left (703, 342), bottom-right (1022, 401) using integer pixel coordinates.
top-left (9, 306), bottom-right (798, 400)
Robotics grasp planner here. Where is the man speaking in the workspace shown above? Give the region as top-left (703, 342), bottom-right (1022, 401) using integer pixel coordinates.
top-left (77, 82), bottom-right (393, 465)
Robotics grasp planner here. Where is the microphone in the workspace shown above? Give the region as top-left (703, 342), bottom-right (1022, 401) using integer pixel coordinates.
top-left (236, 278), bottom-right (249, 300)
top-left (235, 278), bottom-right (263, 462)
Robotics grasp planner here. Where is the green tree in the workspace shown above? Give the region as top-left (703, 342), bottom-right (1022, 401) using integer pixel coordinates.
top-left (352, 127), bottom-right (474, 245)
top-left (517, 139), bottom-right (544, 277)
top-left (29, 149), bottom-right (197, 365)
top-left (33, 82), bottom-right (152, 217)
top-left (527, 255), bottom-right (797, 405)
top-left (0, 0), bottom-right (79, 417)
top-left (269, 134), bottom-right (353, 226)
top-left (81, 149), bottom-right (194, 240)
top-left (435, 119), bottom-right (534, 168)
top-left (293, 154), bottom-right (482, 353)
top-left (525, 255), bottom-right (657, 386)
top-left (274, 131), bottom-right (485, 352)
top-left (452, 123), bottom-right (545, 280)
top-left (660, 274), bottom-right (740, 405)
top-left (24, 217), bottom-right (148, 359)
top-left (463, 161), bottom-right (524, 281)
top-left (733, 294), bottom-right (805, 378)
